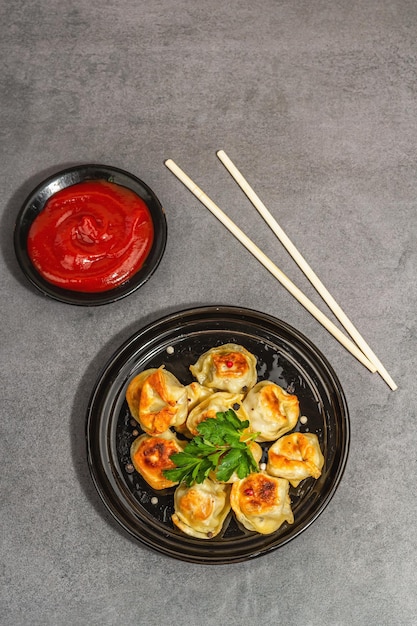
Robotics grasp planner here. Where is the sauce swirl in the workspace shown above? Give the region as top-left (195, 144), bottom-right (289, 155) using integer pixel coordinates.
top-left (27, 180), bottom-right (154, 292)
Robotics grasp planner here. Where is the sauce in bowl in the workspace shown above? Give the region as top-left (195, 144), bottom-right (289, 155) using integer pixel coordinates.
top-left (27, 180), bottom-right (154, 293)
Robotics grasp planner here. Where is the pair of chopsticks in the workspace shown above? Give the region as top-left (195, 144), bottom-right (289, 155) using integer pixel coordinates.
top-left (164, 152), bottom-right (397, 391)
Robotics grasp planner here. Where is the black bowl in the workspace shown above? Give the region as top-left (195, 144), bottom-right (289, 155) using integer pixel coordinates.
top-left (13, 164), bottom-right (167, 306)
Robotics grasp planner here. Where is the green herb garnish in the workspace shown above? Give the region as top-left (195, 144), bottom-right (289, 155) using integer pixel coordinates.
top-left (163, 409), bottom-right (259, 487)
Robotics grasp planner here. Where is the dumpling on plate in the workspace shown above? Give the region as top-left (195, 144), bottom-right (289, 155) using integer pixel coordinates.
top-left (128, 367), bottom-right (188, 436)
top-left (172, 479), bottom-right (231, 539)
top-left (126, 368), bottom-right (158, 421)
top-left (266, 432), bottom-right (324, 487)
top-left (189, 343), bottom-right (257, 394)
top-left (185, 381), bottom-right (214, 412)
top-left (174, 382), bottom-right (214, 438)
top-left (242, 380), bottom-right (300, 442)
top-left (230, 472), bottom-right (294, 534)
top-left (130, 430), bottom-right (185, 490)
top-left (185, 391), bottom-right (248, 437)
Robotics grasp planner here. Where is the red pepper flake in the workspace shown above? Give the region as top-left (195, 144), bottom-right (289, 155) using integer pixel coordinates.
top-left (226, 360), bottom-right (234, 368)
top-left (244, 488), bottom-right (254, 497)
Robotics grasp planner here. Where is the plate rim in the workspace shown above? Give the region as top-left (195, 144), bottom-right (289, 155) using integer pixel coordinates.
top-left (85, 305), bottom-right (350, 563)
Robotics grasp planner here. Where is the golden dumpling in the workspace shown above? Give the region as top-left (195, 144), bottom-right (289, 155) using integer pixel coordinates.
top-left (172, 479), bottom-right (231, 539)
top-left (267, 432), bottom-right (324, 487)
top-left (130, 367), bottom-right (188, 436)
top-left (243, 380), bottom-right (300, 442)
top-left (126, 368), bottom-right (158, 421)
top-left (130, 430), bottom-right (185, 490)
top-left (189, 343), bottom-right (257, 394)
top-left (230, 472), bottom-right (294, 534)
top-left (185, 391), bottom-right (248, 437)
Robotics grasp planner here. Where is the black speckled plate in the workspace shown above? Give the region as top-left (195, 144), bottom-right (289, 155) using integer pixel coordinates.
top-left (86, 306), bottom-right (349, 564)
top-left (13, 164), bottom-right (167, 306)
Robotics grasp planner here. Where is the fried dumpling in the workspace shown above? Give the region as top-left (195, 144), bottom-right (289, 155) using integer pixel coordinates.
top-left (267, 432), bottom-right (324, 487)
top-left (185, 391), bottom-right (248, 437)
top-left (230, 472), bottom-right (294, 534)
top-left (185, 381), bottom-right (214, 411)
top-left (131, 367), bottom-right (188, 436)
top-left (172, 479), bottom-right (231, 539)
top-left (189, 343), bottom-right (257, 394)
top-left (130, 430), bottom-right (185, 490)
top-left (173, 382), bottom-right (214, 438)
top-left (242, 380), bottom-right (300, 442)
top-left (126, 368), bottom-right (158, 421)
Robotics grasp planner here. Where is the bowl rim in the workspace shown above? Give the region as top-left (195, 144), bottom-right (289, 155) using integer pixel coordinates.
top-left (13, 163), bottom-right (167, 306)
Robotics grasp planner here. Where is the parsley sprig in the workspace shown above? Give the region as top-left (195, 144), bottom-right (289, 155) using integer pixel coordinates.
top-left (163, 409), bottom-right (260, 486)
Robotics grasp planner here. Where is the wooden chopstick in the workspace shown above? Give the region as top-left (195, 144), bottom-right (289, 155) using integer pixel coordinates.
top-left (165, 158), bottom-right (377, 375)
top-left (216, 150), bottom-right (397, 391)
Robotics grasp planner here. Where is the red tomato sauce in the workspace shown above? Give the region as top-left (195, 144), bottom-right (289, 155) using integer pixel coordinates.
top-left (27, 180), bottom-right (154, 293)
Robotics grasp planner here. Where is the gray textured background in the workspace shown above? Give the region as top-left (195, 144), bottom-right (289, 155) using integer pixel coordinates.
top-left (1, 1), bottom-right (416, 625)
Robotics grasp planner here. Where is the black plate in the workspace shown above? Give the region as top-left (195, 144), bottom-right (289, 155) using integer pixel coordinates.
top-left (14, 164), bottom-right (167, 306)
top-left (86, 306), bottom-right (349, 564)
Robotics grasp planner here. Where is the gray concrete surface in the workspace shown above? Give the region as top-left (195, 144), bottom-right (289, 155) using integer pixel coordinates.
top-left (1, 1), bottom-right (416, 624)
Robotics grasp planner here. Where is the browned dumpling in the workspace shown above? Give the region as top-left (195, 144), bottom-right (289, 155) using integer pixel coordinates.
top-left (185, 391), bottom-right (248, 437)
top-left (126, 368), bottom-right (158, 421)
top-left (130, 430), bottom-right (185, 490)
top-left (127, 367), bottom-right (188, 436)
top-left (230, 472), bottom-right (294, 534)
top-left (189, 343), bottom-right (257, 394)
top-left (267, 432), bottom-right (324, 487)
top-left (172, 479), bottom-right (231, 539)
top-left (242, 380), bottom-right (300, 442)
